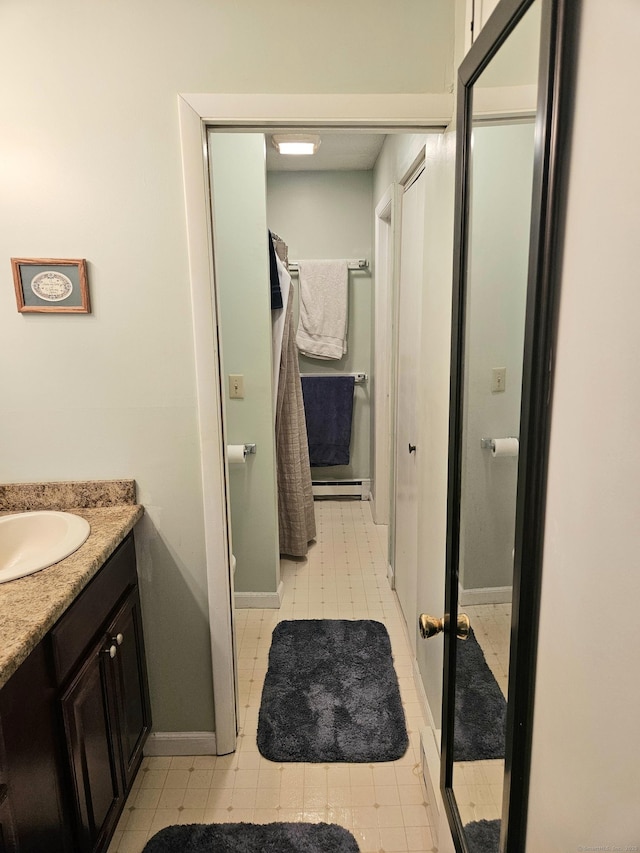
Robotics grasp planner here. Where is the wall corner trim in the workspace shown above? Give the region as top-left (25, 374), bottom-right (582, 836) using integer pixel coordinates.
top-left (179, 93), bottom-right (453, 128)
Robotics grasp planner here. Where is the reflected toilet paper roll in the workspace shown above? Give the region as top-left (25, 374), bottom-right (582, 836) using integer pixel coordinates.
top-left (492, 437), bottom-right (519, 458)
top-left (226, 444), bottom-right (246, 464)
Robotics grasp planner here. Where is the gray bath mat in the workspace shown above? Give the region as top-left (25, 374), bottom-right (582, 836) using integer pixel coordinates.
top-left (454, 628), bottom-right (507, 761)
top-left (257, 619), bottom-right (408, 762)
top-left (143, 822), bottom-right (360, 852)
top-left (464, 818), bottom-right (501, 853)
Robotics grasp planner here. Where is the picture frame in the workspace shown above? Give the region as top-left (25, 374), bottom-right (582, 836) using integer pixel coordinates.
top-left (11, 258), bottom-right (90, 314)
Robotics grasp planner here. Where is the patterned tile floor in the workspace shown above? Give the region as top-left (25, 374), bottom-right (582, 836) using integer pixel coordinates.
top-left (108, 500), bottom-right (436, 853)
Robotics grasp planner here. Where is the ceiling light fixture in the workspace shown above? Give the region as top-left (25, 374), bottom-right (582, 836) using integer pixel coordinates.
top-left (272, 134), bottom-right (321, 156)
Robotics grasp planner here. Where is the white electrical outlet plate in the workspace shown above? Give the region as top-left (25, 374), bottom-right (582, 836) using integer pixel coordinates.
top-left (492, 367), bottom-right (506, 392)
top-left (229, 374), bottom-right (244, 399)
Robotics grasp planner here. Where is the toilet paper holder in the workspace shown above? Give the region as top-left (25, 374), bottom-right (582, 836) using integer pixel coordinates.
top-left (480, 437), bottom-right (517, 451)
top-left (243, 444), bottom-right (256, 457)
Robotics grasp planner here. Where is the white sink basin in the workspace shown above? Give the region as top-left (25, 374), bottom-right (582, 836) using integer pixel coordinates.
top-left (0, 511), bottom-right (91, 585)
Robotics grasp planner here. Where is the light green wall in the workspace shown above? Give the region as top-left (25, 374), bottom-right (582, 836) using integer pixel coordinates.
top-left (209, 133), bottom-right (280, 595)
top-left (460, 121), bottom-right (535, 592)
top-left (266, 170), bottom-right (373, 482)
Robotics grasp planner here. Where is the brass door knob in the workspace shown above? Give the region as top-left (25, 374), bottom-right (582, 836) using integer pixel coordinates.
top-left (419, 613), bottom-right (471, 640)
top-left (419, 614), bottom-right (444, 639)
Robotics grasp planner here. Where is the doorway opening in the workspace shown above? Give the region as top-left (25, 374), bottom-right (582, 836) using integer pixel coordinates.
top-left (206, 122), bottom-right (418, 734)
top-left (177, 97), bottom-right (454, 782)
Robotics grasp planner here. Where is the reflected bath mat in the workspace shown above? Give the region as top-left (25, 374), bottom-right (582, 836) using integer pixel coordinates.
top-left (257, 619), bottom-right (408, 762)
top-left (143, 822), bottom-right (360, 853)
top-left (454, 628), bottom-right (507, 762)
top-left (464, 819), bottom-right (501, 853)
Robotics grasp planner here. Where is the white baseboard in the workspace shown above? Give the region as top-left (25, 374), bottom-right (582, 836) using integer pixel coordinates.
top-left (411, 658), bottom-right (447, 847)
top-left (412, 657), bottom-right (436, 733)
top-left (144, 731), bottom-right (217, 756)
top-left (421, 727), bottom-right (443, 824)
top-left (387, 562), bottom-right (395, 590)
top-left (422, 724), bottom-right (457, 853)
top-left (459, 583), bottom-right (512, 606)
top-left (413, 662), bottom-right (446, 848)
top-left (234, 580), bottom-right (284, 609)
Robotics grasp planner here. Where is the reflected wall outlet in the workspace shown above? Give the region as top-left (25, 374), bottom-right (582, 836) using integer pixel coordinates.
top-left (229, 374), bottom-right (244, 399)
top-left (492, 367), bottom-right (506, 392)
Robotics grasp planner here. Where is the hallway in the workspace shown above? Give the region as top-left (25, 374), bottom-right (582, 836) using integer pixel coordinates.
top-left (108, 500), bottom-right (436, 853)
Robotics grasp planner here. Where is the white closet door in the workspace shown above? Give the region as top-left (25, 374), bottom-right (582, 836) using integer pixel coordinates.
top-left (394, 167), bottom-right (425, 654)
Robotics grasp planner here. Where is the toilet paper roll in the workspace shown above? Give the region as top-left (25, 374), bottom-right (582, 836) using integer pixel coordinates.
top-left (492, 437), bottom-right (519, 458)
top-left (226, 444), bottom-right (246, 464)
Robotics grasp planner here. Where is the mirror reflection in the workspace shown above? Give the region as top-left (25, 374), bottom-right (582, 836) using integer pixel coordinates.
top-left (452, 2), bottom-right (541, 847)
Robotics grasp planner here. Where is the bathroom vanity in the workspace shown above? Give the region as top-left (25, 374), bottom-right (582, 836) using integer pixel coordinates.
top-left (0, 483), bottom-right (148, 853)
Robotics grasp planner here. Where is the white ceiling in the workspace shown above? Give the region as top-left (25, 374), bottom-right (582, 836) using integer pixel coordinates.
top-left (266, 133), bottom-right (386, 172)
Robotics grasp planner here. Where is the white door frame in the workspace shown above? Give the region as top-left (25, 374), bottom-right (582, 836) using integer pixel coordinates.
top-left (176, 92), bottom-right (453, 755)
top-left (372, 183), bottom-right (402, 528)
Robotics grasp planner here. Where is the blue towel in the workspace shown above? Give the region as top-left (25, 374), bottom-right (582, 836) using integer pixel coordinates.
top-left (301, 376), bottom-right (355, 466)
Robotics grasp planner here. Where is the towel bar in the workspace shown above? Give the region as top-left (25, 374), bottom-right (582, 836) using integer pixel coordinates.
top-left (289, 259), bottom-right (368, 272)
top-left (300, 372), bottom-right (367, 384)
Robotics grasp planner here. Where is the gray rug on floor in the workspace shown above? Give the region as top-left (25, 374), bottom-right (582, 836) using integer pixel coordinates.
top-left (464, 819), bottom-right (501, 853)
top-left (257, 619), bottom-right (408, 763)
top-left (142, 822), bottom-right (360, 852)
top-left (453, 628), bottom-right (507, 762)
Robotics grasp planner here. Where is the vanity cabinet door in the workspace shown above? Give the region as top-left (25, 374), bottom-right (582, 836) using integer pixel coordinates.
top-left (0, 643), bottom-right (70, 853)
top-left (61, 633), bottom-right (123, 853)
top-left (108, 588), bottom-right (151, 792)
top-left (0, 783), bottom-right (17, 853)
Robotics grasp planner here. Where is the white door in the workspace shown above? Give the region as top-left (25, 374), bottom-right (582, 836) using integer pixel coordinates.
top-left (394, 164), bottom-right (425, 654)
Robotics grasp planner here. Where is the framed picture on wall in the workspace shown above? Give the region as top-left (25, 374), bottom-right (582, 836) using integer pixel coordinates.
top-left (11, 258), bottom-right (91, 313)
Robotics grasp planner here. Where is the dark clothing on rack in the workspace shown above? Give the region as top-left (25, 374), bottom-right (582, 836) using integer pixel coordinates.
top-left (268, 231), bottom-right (283, 310)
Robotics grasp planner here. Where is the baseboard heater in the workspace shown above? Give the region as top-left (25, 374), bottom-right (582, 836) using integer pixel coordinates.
top-left (312, 479), bottom-right (371, 500)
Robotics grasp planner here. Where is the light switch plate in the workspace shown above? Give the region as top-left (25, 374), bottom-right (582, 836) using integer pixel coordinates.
top-left (492, 367), bottom-right (506, 392)
top-left (229, 374), bottom-right (244, 399)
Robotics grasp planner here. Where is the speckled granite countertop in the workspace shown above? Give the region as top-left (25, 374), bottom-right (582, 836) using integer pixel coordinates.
top-left (0, 480), bottom-right (143, 690)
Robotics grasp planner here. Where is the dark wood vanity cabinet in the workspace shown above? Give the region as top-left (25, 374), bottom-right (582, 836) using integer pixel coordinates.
top-left (0, 735), bottom-right (17, 853)
top-left (108, 589), bottom-right (150, 793)
top-left (61, 630), bottom-right (124, 853)
top-left (61, 585), bottom-right (150, 852)
top-left (0, 532), bottom-right (151, 853)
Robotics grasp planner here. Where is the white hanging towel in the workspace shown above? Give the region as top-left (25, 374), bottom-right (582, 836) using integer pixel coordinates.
top-left (296, 259), bottom-right (348, 360)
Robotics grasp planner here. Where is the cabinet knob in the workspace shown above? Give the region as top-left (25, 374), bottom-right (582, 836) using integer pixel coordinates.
top-left (114, 633), bottom-right (124, 646)
top-left (107, 644), bottom-right (117, 659)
